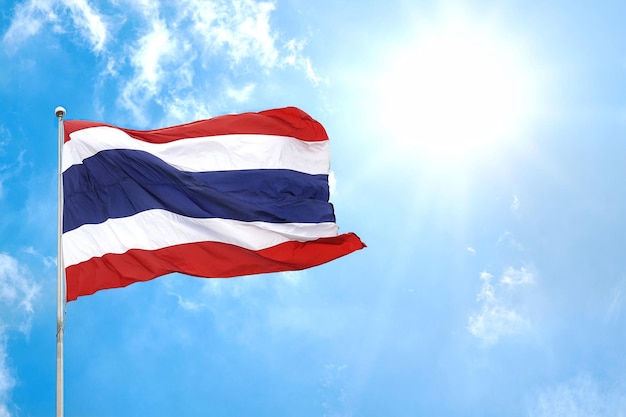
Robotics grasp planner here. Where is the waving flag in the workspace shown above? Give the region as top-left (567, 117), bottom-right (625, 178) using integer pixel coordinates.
top-left (62, 107), bottom-right (364, 301)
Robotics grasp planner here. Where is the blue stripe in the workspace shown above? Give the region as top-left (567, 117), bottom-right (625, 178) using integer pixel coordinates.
top-left (63, 149), bottom-right (334, 233)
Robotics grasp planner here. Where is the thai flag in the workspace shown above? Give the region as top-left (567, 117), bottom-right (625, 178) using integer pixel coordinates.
top-left (62, 107), bottom-right (365, 301)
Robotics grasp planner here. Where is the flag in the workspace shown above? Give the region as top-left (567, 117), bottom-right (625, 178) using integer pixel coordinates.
top-left (62, 107), bottom-right (365, 301)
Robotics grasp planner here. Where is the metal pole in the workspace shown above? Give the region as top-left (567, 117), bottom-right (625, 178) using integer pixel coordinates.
top-left (55, 106), bottom-right (66, 417)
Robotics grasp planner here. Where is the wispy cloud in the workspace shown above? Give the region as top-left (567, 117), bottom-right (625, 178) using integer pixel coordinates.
top-left (23, 246), bottom-right (56, 269)
top-left (508, 194), bottom-right (519, 211)
top-left (4, 0), bottom-right (321, 124)
top-left (183, 0), bottom-right (279, 67)
top-left (0, 127), bottom-right (26, 202)
top-left (2, 0), bottom-right (107, 53)
top-left (226, 82), bottom-right (256, 103)
top-left (501, 266), bottom-right (534, 286)
top-left (496, 230), bottom-right (525, 252)
top-left (159, 95), bottom-right (214, 126)
top-left (468, 267), bottom-right (535, 345)
top-left (119, 17), bottom-right (181, 125)
top-left (161, 279), bottom-right (207, 312)
top-left (283, 38), bottom-right (324, 85)
top-left (0, 253), bottom-right (39, 333)
top-left (319, 363), bottom-right (351, 417)
top-left (279, 270), bottom-right (306, 286)
top-left (0, 253), bottom-right (40, 416)
top-left (605, 278), bottom-right (625, 322)
top-left (63, 0), bottom-right (107, 52)
top-left (529, 374), bottom-right (626, 417)
top-left (0, 341), bottom-right (16, 417)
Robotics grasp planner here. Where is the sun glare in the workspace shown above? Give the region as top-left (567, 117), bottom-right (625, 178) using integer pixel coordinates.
top-left (378, 15), bottom-right (535, 164)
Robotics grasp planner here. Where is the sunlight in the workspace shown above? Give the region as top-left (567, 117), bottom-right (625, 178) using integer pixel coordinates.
top-left (378, 15), bottom-right (535, 165)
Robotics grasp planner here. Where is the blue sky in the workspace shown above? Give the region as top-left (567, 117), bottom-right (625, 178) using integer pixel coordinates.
top-left (2, 0), bottom-right (626, 416)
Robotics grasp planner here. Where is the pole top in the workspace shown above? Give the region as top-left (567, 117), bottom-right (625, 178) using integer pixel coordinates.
top-left (55, 106), bottom-right (66, 118)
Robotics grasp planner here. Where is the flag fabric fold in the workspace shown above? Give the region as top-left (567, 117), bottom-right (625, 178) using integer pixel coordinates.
top-left (62, 107), bottom-right (364, 301)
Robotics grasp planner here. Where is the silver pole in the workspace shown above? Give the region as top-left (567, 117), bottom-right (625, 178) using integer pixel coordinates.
top-left (55, 106), bottom-right (66, 417)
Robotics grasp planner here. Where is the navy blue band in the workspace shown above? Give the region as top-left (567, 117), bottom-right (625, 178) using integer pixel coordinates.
top-left (63, 149), bottom-right (334, 233)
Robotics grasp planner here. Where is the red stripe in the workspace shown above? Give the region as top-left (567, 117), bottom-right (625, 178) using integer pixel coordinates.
top-left (65, 233), bottom-right (365, 301)
top-left (63, 107), bottom-right (328, 143)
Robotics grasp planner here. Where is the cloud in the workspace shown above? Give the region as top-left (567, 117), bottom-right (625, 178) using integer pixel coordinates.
top-left (606, 283), bottom-right (624, 321)
top-left (511, 194), bottom-right (520, 211)
top-left (4, 0), bottom-right (322, 124)
top-left (0, 126), bottom-right (27, 202)
top-left (0, 253), bottom-right (39, 333)
top-left (319, 363), bottom-right (351, 417)
top-left (63, 0), bottom-right (107, 52)
top-left (0, 341), bottom-right (16, 417)
top-left (162, 279), bottom-right (207, 312)
top-left (0, 253), bottom-right (39, 416)
top-left (23, 246), bottom-right (56, 269)
top-left (501, 266), bottom-right (534, 286)
top-left (279, 270), bottom-right (306, 286)
top-left (119, 17), bottom-right (181, 125)
top-left (226, 83), bottom-right (256, 103)
top-left (0, 149), bottom-right (25, 198)
top-left (2, 0), bottom-right (107, 53)
top-left (468, 267), bottom-right (535, 345)
top-left (528, 374), bottom-right (626, 417)
top-left (159, 95), bottom-right (214, 126)
top-left (182, 0), bottom-right (279, 67)
top-left (107, 0), bottom-right (322, 124)
top-left (496, 230), bottom-right (525, 252)
top-left (2, 0), bottom-right (52, 48)
top-left (283, 38), bottom-right (324, 85)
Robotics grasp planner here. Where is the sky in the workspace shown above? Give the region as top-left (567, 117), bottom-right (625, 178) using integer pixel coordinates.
top-left (1, 0), bottom-right (626, 416)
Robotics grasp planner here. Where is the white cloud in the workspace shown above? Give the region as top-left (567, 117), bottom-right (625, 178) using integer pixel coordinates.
top-left (0, 253), bottom-right (39, 417)
top-left (159, 95), bottom-right (214, 126)
top-left (468, 304), bottom-right (526, 345)
top-left (0, 148), bottom-right (25, 171)
top-left (23, 246), bottom-right (57, 269)
top-left (2, 0), bottom-right (107, 53)
top-left (279, 270), bottom-right (306, 286)
top-left (182, 0), bottom-right (279, 67)
top-left (226, 83), bottom-right (256, 103)
top-left (5, 0), bottom-right (322, 125)
top-left (132, 19), bottom-right (175, 88)
top-left (496, 230), bottom-right (525, 252)
top-left (320, 363), bottom-right (350, 417)
top-left (511, 194), bottom-right (520, 211)
top-left (116, 0), bottom-right (318, 124)
top-left (468, 267), bottom-right (534, 345)
top-left (0, 127), bottom-right (26, 201)
top-left (529, 375), bottom-right (626, 417)
top-left (0, 253), bottom-right (39, 331)
top-left (302, 56), bottom-right (322, 85)
top-left (605, 278), bottom-right (626, 322)
top-left (119, 18), bottom-right (181, 124)
top-left (63, 0), bottom-right (107, 52)
top-left (2, 0), bottom-right (52, 48)
top-left (501, 266), bottom-right (534, 286)
top-left (0, 340), bottom-right (16, 417)
top-left (160, 279), bottom-right (209, 312)
top-left (283, 38), bottom-right (324, 85)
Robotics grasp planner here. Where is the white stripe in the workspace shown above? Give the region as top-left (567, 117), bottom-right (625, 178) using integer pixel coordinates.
top-left (63, 126), bottom-right (330, 175)
top-left (62, 209), bottom-right (339, 267)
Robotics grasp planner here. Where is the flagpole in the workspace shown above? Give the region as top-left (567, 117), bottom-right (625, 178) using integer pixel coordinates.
top-left (55, 106), bottom-right (66, 417)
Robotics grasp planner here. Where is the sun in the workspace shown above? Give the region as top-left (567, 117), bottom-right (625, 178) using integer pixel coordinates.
top-left (378, 15), bottom-right (536, 165)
